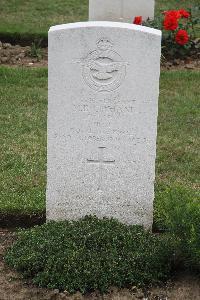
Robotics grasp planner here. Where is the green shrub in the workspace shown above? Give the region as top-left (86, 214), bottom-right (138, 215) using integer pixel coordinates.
top-left (5, 216), bottom-right (174, 293)
top-left (143, 6), bottom-right (200, 58)
top-left (29, 40), bottom-right (43, 61)
top-left (154, 185), bottom-right (200, 270)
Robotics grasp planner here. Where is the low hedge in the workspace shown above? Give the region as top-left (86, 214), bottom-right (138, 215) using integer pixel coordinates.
top-left (5, 216), bottom-right (174, 293)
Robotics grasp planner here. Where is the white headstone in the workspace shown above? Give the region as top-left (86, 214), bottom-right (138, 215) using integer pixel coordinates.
top-left (47, 22), bottom-right (161, 228)
top-left (89, 0), bottom-right (155, 23)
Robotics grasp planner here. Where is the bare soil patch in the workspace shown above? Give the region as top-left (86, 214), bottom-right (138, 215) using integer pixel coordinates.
top-left (0, 41), bottom-right (200, 70)
top-left (0, 41), bottom-right (47, 68)
top-left (1, 229), bottom-right (200, 300)
top-left (0, 212), bottom-right (46, 229)
top-left (162, 53), bottom-right (200, 71)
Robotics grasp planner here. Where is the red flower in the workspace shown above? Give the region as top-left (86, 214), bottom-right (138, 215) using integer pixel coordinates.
top-left (175, 29), bottom-right (189, 45)
top-left (178, 9), bottom-right (190, 18)
top-left (163, 10), bottom-right (181, 19)
top-left (163, 15), bottom-right (178, 30)
top-left (133, 16), bottom-right (142, 25)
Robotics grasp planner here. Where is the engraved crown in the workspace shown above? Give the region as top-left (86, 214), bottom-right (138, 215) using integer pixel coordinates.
top-left (97, 38), bottom-right (113, 51)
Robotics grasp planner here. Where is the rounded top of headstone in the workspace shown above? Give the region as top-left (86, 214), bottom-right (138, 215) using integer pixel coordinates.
top-left (49, 21), bottom-right (161, 37)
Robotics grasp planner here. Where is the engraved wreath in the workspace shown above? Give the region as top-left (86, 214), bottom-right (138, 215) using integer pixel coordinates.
top-left (82, 38), bottom-right (127, 92)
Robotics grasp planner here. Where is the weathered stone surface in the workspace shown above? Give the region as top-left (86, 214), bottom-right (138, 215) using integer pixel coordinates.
top-left (47, 22), bottom-right (161, 228)
top-left (89, 0), bottom-right (155, 23)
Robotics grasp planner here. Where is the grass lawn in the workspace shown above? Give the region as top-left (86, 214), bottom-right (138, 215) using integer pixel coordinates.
top-left (0, 66), bottom-right (199, 215)
top-left (0, 67), bottom-right (47, 214)
top-left (156, 71), bottom-right (199, 190)
top-left (0, 0), bottom-right (199, 42)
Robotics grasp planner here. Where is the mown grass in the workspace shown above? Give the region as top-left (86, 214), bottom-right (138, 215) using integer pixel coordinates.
top-left (157, 71), bottom-right (200, 190)
top-left (0, 0), bottom-right (199, 42)
top-left (0, 67), bottom-right (47, 213)
top-left (0, 66), bottom-right (199, 214)
top-left (156, 0), bottom-right (200, 12)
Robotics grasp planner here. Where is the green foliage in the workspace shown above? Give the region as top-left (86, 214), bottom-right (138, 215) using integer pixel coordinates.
top-left (144, 5), bottom-right (200, 58)
top-left (29, 40), bottom-right (43, 61)
top-left (154, 185), bottom-right (200, 270)
top-left (5, 216), bottom-right (174, 293)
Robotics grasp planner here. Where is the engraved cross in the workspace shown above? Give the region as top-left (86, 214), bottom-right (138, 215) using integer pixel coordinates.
top-left (87, 147), bottom-right (115, 191)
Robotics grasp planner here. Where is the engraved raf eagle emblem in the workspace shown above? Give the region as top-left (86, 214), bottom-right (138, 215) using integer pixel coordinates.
top-left (88, 60), bottom-right (124, 80)
top-left (82, 38), bottom-right (127, 92)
